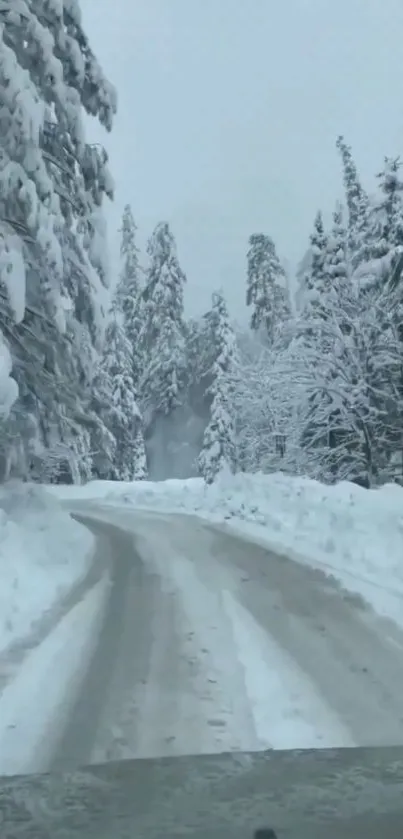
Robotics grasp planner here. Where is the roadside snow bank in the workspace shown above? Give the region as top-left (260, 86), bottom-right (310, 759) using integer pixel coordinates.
top-left (53, 473), bottom-right (403, 628)
top-left (0, 574), bottom-right (110, 776)
top-left (0, 483), bottom-right (94, 655)
top-left (198, 473), bottom-right (403, 628)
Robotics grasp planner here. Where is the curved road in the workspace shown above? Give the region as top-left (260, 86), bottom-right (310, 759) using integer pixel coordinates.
top-left (49, 505), bottom-right (403, 771)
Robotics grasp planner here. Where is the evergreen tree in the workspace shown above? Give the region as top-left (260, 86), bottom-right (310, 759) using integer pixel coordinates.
top-left (198, 292), bottom-right (237, 483)
top-left (114, 205), bottom-right (143, 353)
top-left (336, 136), bottom-right (365, 234)
top-left (297, 209), bottom-right (350, 478)
top-left (324, 205), bottom-right (348, 279)
top-left (0, 2), bottom-right (116, 481)
top-left (323, 203), bottom-right (355, 325)
top-left (301, 211), bottom-right (329, 319)
top-left (364, 157), bottom-right (403, 261)
top-left (246, 233), bottom-right (289, 342)
top-left (89, 361), bottom-right (117, 482)
top-left (353, 158), bottom-right (403, 297)
top-left (295, 247), bottom-right (313, 313)
top-left (376, 157), bottom-right (403, 248)
top-left (99, 318), bottom-right (147, 481)
top-left (112, 204), bottom-right (144, 393)
top-left (139, 222), bottom-right (186, 424)
top-left (336, 135), bottom-right (371, 270)
top-left (183, 316), bottom-right (214, 394)
top-left (230, 140), bottom-right (403, 487)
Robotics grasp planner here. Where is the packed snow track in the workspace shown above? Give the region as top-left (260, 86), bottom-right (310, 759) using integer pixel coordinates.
top-left (50, 505), bottom-right (403, 770)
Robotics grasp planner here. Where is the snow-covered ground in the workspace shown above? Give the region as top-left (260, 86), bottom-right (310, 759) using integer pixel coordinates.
top-left (0, 482), bottom-right (102, 775)
top-left (124, 522), bottom-right (354, 755)
top-left (0, 574), bottom-right (110, 776)
top-left (54, 471), bottom-right (403, 630)
top-left (0, 483), bottom-right (94, 656)
top-left (1, 471), bottom-right (402, 777)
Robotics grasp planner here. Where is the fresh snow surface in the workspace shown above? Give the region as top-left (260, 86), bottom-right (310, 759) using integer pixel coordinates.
top-left (53, 471), bottom-right (403, 629)
top-left (0, 482), bottom-right (94, 656)
top-left (0, 574), bottom-right (110, 776)
top-left (1, 472), bottom-right (401, 771)
top-left (222, 590), bottom-right (353, 750)
top-left (121, 523), bottom-right (352, 756)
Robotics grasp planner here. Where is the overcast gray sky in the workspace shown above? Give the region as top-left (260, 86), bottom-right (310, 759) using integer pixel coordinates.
top-left (83, 0), bottom-right (403, 319)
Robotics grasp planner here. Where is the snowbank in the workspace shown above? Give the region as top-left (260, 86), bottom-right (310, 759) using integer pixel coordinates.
top-left (53, 472), bottom-right (403, 628)
top-left (0, 483), bottom-right (94, 656)
top-left (0, 575), bottom-right (109, 776)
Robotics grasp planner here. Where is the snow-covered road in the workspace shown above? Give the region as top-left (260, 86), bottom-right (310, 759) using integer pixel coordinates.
top-left (41, 504), bottom-right (403, 771)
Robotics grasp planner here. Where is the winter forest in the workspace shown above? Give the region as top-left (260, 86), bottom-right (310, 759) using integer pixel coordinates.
top-left (1, 3), bottom-right (403, 489)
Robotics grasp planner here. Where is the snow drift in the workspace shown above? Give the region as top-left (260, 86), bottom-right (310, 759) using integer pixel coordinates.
top-left (0, 483), bottom-right (94, 656)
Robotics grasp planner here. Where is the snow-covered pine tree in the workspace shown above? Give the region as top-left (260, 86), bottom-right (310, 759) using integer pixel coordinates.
top-left (172, 316), bottom-right (215, 469)
top-left (354, 158), bottom-right (403, 476)
top-left (232, 339), bottom-right (279, 474)
top-left (351, 157), bottom-right (403, 302)
top-left (182, 316), bottom-right (213, 398)
top-left (295, 209), bottom-right (347, 479)
top-left (89, 355), bottom-right (117, 482)
top-left (284, 195), bottom-right (401, 485)
top-left (300, 211), bottom-right (329, 320)
top-left (324, 204), bottom-right (348, 279)
top-left (139, 222), bottom-right (186, 426)
top-left (184, 318), bottom-right (204, 385)
top-left (376, 158), bottom-right (403, 249)
top-left (114, 204), bottom-right (143, 357)
top-left (295, 285), bottom-right (403, 485)
top-left (246, 233), bottom-right (289, 343)
top-left (364, 158), bottom-right (403, 264)
top-left (198, 292), bottom-right (237, 483)
top-left (336, 135), bottom-right (371, 271)
top-left (234, 268), bottom-right (403, 485)
top-left (336, 136), bottom-right (366, 236)
top-left (0, 1), bottom-right (116, 481)
top-left (323, 203), bottom-right (356, 327)
top-left (294, 247), bottom-right (313, 313)
top-left (96, 317), bottom-right (147, 481)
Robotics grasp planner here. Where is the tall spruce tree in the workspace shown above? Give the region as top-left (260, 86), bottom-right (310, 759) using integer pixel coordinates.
top-left (100, 317), bottom-right (147, 481)
top-left (323, 203), bottom-right (355, 323)
top-left (198, 292), bottom-right (237, 483)
top-left (336, 135), bottom-right (371, 271)
top-left (139, 222), bottom-right (186, 425)
top-left (246, 233), bottom-right (289, 342)
top-left (114, 206), bottom-right (142, 338)
top-left (353, 158), bottom-right (403, 297)
top-left (0, 1), bottom-right (117, 481)
top-left (112, 204), bottom-right (144, 393)
top-left (301, 211), bottom-right (329, 320)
